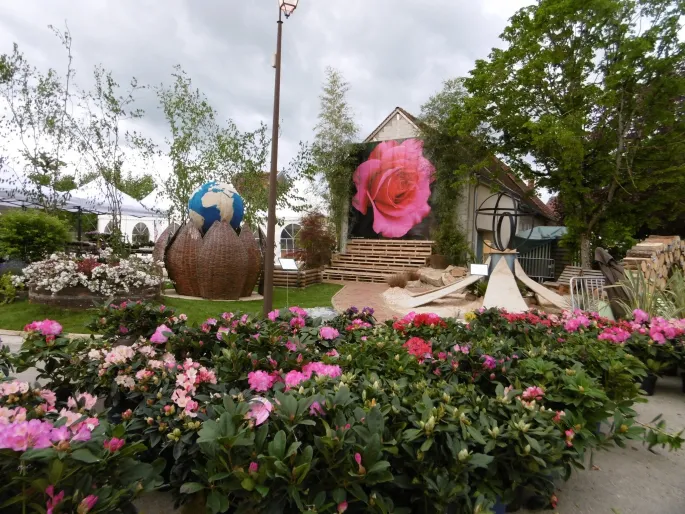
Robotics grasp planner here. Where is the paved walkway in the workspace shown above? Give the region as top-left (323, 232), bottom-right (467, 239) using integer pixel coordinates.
top-left (330, 282), bottom-right (401, 322)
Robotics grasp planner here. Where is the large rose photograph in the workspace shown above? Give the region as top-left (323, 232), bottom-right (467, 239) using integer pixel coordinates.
top-left (351, 139), bottom-right (436, 238)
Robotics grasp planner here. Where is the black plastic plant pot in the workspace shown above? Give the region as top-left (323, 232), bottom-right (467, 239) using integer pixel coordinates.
top-left (640, 374), bottom-right (657, 396)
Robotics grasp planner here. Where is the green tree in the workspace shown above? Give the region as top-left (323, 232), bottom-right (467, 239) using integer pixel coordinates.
top-left (311, 67), bottom-right (359, 241)
top-left (419, 78), bottom-right (479, 264)
top-left (460, 0), bottom-right (685, 267)
top-left (0, 210), bottom-right (70, 262)
top-left (156, 66), bottom-right (309, 227)
top-left (0, 25), bottom-right (77, 213)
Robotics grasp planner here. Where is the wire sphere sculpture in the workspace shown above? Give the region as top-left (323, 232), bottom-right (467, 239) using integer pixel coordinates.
top-left (475, 192), bottom-right (533, 252)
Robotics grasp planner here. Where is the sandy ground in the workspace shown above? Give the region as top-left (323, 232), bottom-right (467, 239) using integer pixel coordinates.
top-left (4, 334), bottom-right (685, 514)
top-left (383, 286), bottom-right (483, 319)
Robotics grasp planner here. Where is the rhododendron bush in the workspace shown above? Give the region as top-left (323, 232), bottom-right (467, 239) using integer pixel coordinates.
top-left (0, 380), bottom-right (163, 513)
top-left (2, 305), bottom-right (683, 514)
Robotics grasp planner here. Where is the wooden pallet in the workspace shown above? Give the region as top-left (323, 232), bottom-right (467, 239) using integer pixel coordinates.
top-left (332, 255), bottom-right (427, 267)
top-left (274, 268), bottom-right (322, 288)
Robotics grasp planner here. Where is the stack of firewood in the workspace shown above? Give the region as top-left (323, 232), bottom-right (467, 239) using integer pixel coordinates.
top-left (622, 235), bottom-right (684, 289)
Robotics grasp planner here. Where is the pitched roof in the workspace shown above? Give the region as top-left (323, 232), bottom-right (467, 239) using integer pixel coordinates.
top-left (363, 106), bottom-right (420, 143)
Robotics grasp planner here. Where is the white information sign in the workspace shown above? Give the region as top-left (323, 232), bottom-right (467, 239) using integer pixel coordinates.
top-left (279, 258), bottom-right (299, 271)
top-left (470, 263), bottom-right (489, 276)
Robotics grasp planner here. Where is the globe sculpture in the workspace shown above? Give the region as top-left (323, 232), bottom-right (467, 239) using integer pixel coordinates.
top-left (188, 181), bottom-right (245, 233)
top-left (154, 180), bottom-right (261, 300)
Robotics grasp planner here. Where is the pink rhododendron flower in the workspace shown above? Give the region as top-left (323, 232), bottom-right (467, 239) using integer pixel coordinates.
top-left (0, 419), bottom-right (54, 451)
top-left (46, 486), bottom-right (65, 514)
top-left (633, 309), bottom-right (649, 324)
top-left (302, 362), bottom-right (342, 379)
top-left (286, 341), bottom-right (297, 351)
top-left (309, 401), bottom-right (325, 416)
top-left (403, 337), bottom-right (432, 360)
top-left (39, 389), bottom-right (57, 407)
top-left (245, 397), bottom-right (272, 426)
top-left (326, 349), bottom-right (339, 358)
top-left (289, 306), bottom-right (307, 316)
top-left (565, 429), bottom-right (575, 447)
top-left (338, 501), bottom-right (348, 513)
top-left (150, 324), bottom-right (172, 344)
top-left (0, 380), bottom-right (29, 396)
top-left (249, 462), bottom-right (259, 474)
top-left (285, 370), bottom-right (308, 388)
top-left (216, 326), bottom-right (231, 340)
top-left (598, 327), bottom-right (631, 343)
top-left (104, 437), bottom-right (125, 452)
top-left (522, 386), bottom-right (544, 401)
top-left (267, 309), bottom-right (280, 322)
top-left (319, 326), bottom-right (340, 340)
top-left (78, 495), bottom-right (98, 514)
top-left (290, 317), bottom-right (306, 329)
top-left (553, 411), bottom-right (565, 423)
top-left (67, 393), bottom-right (98, 411)
top-left (482, 355), bottom-right (497, 370)
top-left (248, 370), bottom-right (276, 392)
top-left (119, 325), bottom-right (129, 335)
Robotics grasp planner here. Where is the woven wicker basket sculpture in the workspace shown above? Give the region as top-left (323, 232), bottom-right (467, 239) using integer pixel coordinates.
top-left (239, 227), bottom-right (262, 297)
top-left (165, 223), bottom-right (203, 297)
top-left (153, 223), bottom-right (179, 265)
top-left (197, 221), bottom-right (248, 300)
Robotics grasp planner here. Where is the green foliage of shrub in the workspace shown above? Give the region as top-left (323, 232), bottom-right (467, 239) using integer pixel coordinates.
top-left (295, 211), bottom-right (337, 269)
top-left (7, 304), bottom-right (683, 513)
top-left (0, 210), bottom-right (70, 262)
top-left (0, 272), bottom-right (18, 304)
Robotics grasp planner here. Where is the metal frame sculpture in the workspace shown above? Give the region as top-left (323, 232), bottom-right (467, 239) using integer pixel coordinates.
top-left (475, 192), bottom-right (533, 252)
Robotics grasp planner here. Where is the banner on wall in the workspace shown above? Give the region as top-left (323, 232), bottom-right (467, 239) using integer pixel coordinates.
top-left (348, 138), bottom-right (436, 239)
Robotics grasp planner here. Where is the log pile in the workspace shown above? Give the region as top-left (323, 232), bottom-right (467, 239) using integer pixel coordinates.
top-left (622, 235), bottom-right (685, 289)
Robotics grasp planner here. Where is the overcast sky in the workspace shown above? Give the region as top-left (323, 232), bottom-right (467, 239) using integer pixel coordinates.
top-left (0, 0), bottom-right (534, 185)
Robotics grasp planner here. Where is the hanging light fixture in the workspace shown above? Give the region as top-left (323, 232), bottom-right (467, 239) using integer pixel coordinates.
top-left (279, 0), bottom-right (299, 18)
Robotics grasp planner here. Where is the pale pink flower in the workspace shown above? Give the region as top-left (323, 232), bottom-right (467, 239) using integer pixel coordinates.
top-left (245, 397), bottom-right (272, 426)
top-left (39, 390), bottom-right (57, 407)
top-left (319, 326), bottom-right (340, 340)
top-left (522, 386), bottom-right (545, 401)
top-left (309, 401), bottom-right (325, 416)
top-left (150, 324), bottom-right (172, 344)
top-left (267, 309), bottom-right (280, 322)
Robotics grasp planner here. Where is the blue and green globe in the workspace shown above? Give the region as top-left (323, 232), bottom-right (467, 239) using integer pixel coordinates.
top-left (188, 181), bottom-right (244, 233)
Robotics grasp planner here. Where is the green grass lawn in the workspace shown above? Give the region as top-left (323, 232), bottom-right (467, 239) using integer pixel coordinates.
top-left (0, 284), bottom-right (343, 334)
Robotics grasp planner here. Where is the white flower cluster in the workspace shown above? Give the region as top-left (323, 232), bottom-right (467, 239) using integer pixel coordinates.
top-left (14, 253), bottom-right (162, 296)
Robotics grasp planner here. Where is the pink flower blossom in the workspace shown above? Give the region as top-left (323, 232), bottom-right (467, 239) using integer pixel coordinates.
top-left (633, 309), bottom-right (649, 324)
top-left (309, 401), bottom-right (325, 416)
top-left (290, 317), bottom-right (306, 330)
top-left (338, 501), bottom-right (348, 513)
top-left (319, 326), bottom-right (340, 340)
top-left (354, 453), bottom-right (362, 465)
top-left (78, 495), bottom-right (98, 513)
top-left (249, 461), bottom-right (259, 474)
top-left (302, 362), bottom-right (342, 379)
top-left (39, 389), bottom-right (57, 407)
top-left (285, 370), bottom-right (308, 388)
top-left (326, 349), bottom-right (339, 358)
top-left (221, 312), bottom-right (233, 320)
top-left (245, 397), bottom-right (272, 426)
top-left (553, 411), bottom-right (565, 423)
top-left (522, 386), bottom-right (544, 401)
top-left (150, 324), bottom-right (172, 344)
top-left (67, 393), bottom-right (98, 411)
top-left (119, 325), bottom-right (129, 334)
top-left (38, 320), bottom-right (63, 336)
top-left (289, 306), bottom-right (307, 316)
top-left (103, 437), bottom-right (125, 452)
top-left (248, 370), bottom-right (276, 392)
top-left (565, 429), bottom-right (575, 447)
top-left (0, 419), bottom-right (54, 451)
top-left (267, 309), bottom-right (280, 322)
top-left (285, 341), bottom-right (297, 351)
top-left (217, 326), bottom-right (231, 340)
top-left (179, 313), bottom-right (188, 321)
top-left (46, 485), bottom-right (65, 514)
top-left (482, 355), bottom-right (497, 370)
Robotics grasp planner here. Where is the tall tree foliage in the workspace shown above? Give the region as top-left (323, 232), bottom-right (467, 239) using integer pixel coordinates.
top-left (156, 66), bottom-right (309, 227)
top-left (460, 0), bottom-right (685, 266)
top-left (419, 78), bottom-right (479, 264)
top-left (312, 67), bottom-right (359, 239)
top-left (0, 26), bottom-right (77, 213)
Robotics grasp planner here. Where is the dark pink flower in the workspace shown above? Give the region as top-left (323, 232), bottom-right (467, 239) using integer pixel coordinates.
top-left (309, 401), bottom-right (325, 416)
top-left (103, 437), bottom-right (125, 452)
top-left (338, 501), bottom-right (348, 513)
top-left (150, 324), bottom-right (172, 344)
top-left (248, 371), bottom-right (276, 392)
top-left (522, 386), bottom-right (544, 401)
top-left (319, 326), bottom-right (340, 340)
top-left (77, 495), bottom-right (98, 514)
top-left (267, 309), bottom-right (279, 322)
top-left (249, 461), bottom-right (259, 474)
top-left (119, 325), bottom-right (129, 334)
top-left (352, 139), bottom-right (435, 237)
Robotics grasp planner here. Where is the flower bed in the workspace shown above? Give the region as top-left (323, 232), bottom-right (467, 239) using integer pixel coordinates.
top-left (3, 306), bottom-right (684, 513)
top-left (14, 253), bottom-right (162, 308)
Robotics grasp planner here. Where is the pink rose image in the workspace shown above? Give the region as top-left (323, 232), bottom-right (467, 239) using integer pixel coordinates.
top-left (352, 139), bottom-right (436, 237)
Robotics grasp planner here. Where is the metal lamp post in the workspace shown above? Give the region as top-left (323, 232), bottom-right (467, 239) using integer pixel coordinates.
top-left (263, 0), bottom-right (299, 316)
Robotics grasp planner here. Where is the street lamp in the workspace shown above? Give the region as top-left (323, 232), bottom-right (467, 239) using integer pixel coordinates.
top-left (263, 0), bottom-right (299, 316)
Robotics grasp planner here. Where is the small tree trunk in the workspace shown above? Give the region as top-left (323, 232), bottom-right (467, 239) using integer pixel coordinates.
top-left (580, 233), bottom-right (592, 269)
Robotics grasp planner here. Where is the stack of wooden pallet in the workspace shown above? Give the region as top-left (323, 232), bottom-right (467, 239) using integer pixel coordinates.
top-left (622, 235), bottom-right (684, 288)
top-left (323, 239), bottom-right (433, 283)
